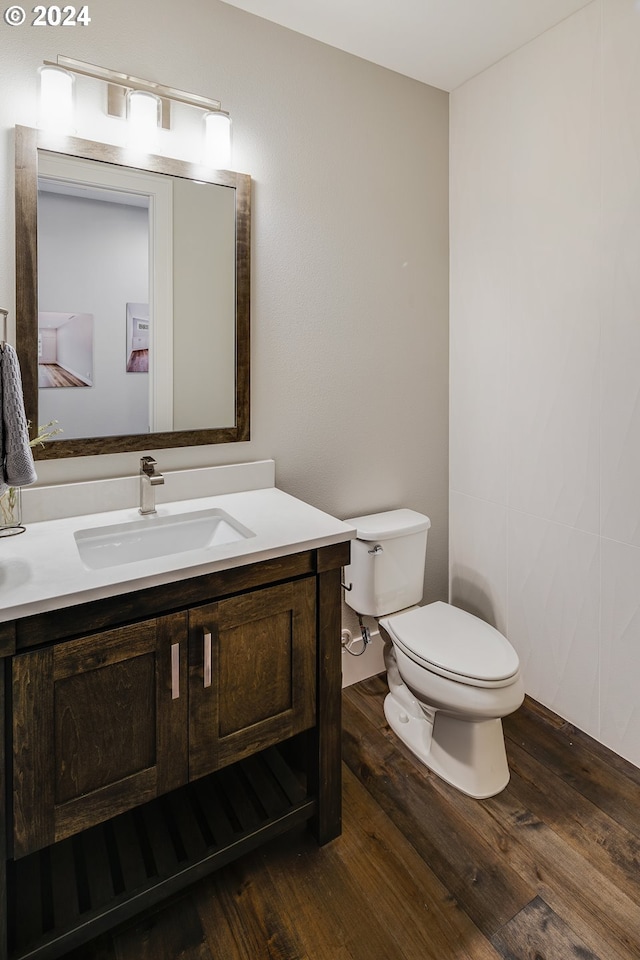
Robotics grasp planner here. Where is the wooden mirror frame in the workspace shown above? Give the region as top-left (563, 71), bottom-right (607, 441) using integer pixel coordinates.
top-left (15, 125), bottom-right (250, 460)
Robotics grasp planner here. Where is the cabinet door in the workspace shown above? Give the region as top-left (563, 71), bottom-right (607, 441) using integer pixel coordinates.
top-left (12, 614), bottom-right (188, 859)
top-left (189, 578), bottom-right (316, 780)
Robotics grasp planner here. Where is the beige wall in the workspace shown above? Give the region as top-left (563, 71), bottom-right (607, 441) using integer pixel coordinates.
top-left (1, 0), bottom-right (449, 651)
top-left (450, 0), bottom-right (640, 768)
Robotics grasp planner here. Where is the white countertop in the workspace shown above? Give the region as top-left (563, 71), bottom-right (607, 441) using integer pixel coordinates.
top-left (0, 485), bottom-right (355, 623)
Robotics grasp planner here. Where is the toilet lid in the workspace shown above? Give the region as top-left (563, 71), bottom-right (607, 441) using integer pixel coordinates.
top-left (382, 601), bottom-right (519, 684)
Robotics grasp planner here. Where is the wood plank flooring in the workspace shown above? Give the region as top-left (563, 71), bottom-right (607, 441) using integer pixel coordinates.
top-left (126, 350), bottom-right (148, 373)
top-left (38, 364), bottom-right (88, 388)
top-left (64, 676), bottom-right (640, 960)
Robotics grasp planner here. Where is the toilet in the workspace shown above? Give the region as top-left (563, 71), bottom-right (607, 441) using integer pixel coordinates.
top-left (344, 509), bottom-right (524, 798)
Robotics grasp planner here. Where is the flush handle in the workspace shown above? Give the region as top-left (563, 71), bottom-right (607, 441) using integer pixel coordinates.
top-left (203, 630), bottom-right (212, 688)
top-left (368, 544), bottom-right (383, 555)
top-left (171, 643), bottom-right (180, 700)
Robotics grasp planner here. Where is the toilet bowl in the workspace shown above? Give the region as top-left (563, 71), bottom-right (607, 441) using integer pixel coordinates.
top-left (344, 509), bottom-right (524, 798)
top-left (379, 602), bottom-right (524, 798)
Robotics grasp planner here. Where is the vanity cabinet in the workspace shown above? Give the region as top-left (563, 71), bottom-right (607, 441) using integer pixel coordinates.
top-left (3, 542), bottom-right (348, 960)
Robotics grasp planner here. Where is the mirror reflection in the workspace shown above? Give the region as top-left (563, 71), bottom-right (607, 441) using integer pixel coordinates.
top-left (15, 126), bottom-right (250, 459)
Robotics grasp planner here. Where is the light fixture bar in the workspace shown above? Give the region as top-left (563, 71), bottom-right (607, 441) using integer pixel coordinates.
top-left (44, 56), bottom-right (224, 130)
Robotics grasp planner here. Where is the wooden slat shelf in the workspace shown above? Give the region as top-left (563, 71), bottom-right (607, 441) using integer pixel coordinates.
top-left (7, 747), bottom-right (313, 960)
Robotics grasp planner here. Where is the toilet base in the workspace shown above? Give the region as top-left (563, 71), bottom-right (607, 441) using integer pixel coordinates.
top-left (383, 691), bottom-right (510, 799)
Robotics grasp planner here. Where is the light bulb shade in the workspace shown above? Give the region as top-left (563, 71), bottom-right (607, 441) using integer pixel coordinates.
top-left (127, 90), bottom-right (160, 149)
top-left (203, 112), bottom-right (231, 169)
top-left (38, 66), bottom-right (75, 133)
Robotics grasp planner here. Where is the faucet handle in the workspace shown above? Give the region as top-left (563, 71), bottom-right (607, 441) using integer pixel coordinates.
top-left (140, 455), bottom-right (164, 488)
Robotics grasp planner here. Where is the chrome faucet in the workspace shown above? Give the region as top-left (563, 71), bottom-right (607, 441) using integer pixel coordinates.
top-left (139, 456), bottom-right (164, 515)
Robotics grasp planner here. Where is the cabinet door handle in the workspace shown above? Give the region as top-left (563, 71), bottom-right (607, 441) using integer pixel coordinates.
top-left (171, 642), bottom-right (180, 699)
top-left (204, 630), bottom-right (212, 688)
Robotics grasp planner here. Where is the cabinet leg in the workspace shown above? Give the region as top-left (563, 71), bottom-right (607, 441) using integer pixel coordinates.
top-left (309, 567), bottom-right (342, 844)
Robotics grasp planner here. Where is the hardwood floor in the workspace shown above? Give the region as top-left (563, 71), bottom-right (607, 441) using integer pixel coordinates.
top-left (65, 676), bottom-right (640, 960)
top-left (38, 364), bottom-right (87, 388)
top-left (126, 349), bottom-right (148, 373)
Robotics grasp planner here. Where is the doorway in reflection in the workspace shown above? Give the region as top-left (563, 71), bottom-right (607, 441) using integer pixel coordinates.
top-left (38, 180), bottom-right (150, 439)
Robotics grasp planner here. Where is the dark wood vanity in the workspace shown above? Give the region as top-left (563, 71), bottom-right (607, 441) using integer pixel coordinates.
top-left (1, 539), bottom-right (348, 960)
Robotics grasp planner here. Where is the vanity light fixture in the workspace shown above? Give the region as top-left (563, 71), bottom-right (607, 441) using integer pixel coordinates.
top-left (39, 56), bottom-right (232, 166)
top-left (38, 65), bottom-right (75, 134)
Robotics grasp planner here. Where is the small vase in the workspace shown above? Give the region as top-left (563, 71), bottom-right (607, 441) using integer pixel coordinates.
top-left (0, 486), bottom-right (24, 535)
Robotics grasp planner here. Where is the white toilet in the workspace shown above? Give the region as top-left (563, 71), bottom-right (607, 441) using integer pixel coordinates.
top-left (344, 509), bottom-right (524, 798)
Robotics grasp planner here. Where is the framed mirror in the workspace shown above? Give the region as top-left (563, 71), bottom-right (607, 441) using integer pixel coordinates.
top-left (15, 125), bottom-right (250, 459)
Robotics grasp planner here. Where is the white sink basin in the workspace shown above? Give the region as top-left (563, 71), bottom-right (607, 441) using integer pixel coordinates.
top-left (74, 508), bottom-right (255, 570)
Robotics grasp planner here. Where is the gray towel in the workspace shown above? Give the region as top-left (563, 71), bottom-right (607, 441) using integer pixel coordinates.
top-left (0, 343), bottom-right (37, 495)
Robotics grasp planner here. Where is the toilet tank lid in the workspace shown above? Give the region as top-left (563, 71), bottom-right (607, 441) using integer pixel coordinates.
top-left (344, 509), bottom-right (430, 541)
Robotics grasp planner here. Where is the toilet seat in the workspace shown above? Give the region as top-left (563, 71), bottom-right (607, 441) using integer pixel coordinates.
top-left (381, 601), bottom-right (520, 689)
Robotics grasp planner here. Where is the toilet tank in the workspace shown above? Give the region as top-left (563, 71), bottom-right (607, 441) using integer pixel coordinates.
top-left (343, 509), bottom-right (431, 617)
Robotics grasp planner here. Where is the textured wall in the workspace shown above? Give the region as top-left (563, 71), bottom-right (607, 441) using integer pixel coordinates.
top-left (450, 0), bottom-right (640, 768)
top-left (0, 0), bottom-right (449, 657)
